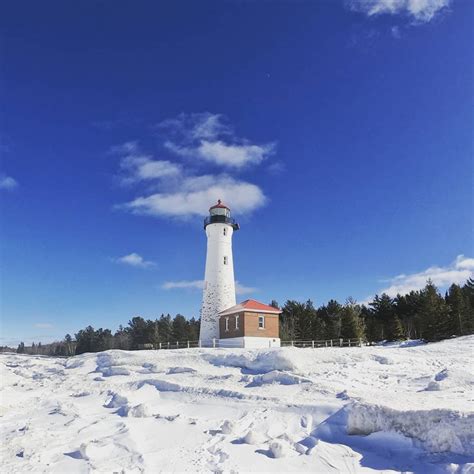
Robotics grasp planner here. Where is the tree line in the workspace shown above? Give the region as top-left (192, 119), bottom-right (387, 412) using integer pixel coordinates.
top-left (278, 279), bottom-right (474, 342)
top-left (14, 278), bottom-right (474, 356)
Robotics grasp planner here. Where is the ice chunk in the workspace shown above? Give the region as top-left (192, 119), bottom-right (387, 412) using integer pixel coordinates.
top-left (347, 402), bottom-right (474, 456)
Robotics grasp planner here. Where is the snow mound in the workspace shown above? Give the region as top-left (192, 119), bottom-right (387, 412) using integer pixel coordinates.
top-left (347, 402), bottom-right (474, 456)
top-left (247, 370), bottom-right (311, 387)
top-left (242, 430), bottom-right (265, 445)
top-left (206, 348), bottom-right (300, 373)
top-left (167, 366), bottom-right (197, 375)
top-left (118, 403), bottom-right (151, 418)
top-left (104, 392), bottom-right (128, 408)
top-left (424, 367), bottom-right (473, 392)
top-left (269, 440), bottom-right (290, 458)
top-left (221, 420), bottom-right (236, 434)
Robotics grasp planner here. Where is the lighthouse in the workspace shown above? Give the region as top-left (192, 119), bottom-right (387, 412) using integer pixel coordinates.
top-left (199, 200), bottom-right (239, 346)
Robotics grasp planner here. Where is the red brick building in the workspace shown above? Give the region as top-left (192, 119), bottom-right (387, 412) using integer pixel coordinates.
top-left (218, 299), bottom-right (281, 348)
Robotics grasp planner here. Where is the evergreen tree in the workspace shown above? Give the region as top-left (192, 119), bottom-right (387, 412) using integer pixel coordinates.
top-left (172, 314), bottom-right (189, 341)
top-left (17, 342), bottom-right (25, 353)
top-left (394, 292), bottom-right (421, 339)
top-left (298, 300), bottom-right (316, 340)
top-left (158, 314), bottom-right (173, 342)
top-left (187, 317), bottom-right (200, 340)
top-left (446, 284), bottom-right (467, 336)
top-left (114, 325), bottom-right (132, 350)
top-left (127, 316), bottom-right (150, 348)
top-left (369, 294), bottom-right (402, 341)
top-left (461, 279), bottom-right (474, 334)
top-left (339, 301), bottom-right (364, 340)
top-left (418, 281), bottom-right (449, 341)
top-left (75, 326), bottom-right (96, 354)
top-left (280, 300), bottom-right (302, 340)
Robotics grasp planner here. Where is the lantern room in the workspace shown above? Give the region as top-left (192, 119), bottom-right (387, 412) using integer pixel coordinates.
top-left (204, 200), bottom-right (240, 230)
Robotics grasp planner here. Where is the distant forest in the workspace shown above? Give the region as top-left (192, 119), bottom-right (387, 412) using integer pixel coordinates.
top-left (6, 278), bottom-right (474, 357)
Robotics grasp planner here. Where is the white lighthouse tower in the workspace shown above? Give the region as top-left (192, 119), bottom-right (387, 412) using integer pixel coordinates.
top-left (199, 200), bottom-right (239, 346)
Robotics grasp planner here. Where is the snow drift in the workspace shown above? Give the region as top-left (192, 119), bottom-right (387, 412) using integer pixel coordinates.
top-left (347, 402), bottom-right (474, 456)
top-left (1, 335), bottom-right (473, 473)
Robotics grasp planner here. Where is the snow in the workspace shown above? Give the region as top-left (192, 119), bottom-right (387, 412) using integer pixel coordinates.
top-left (1, 336), bottom-right (473, 473)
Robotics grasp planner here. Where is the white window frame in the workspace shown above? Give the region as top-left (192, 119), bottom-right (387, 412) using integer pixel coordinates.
top-left (223, 256), bottom-right (228, 265)
top-left (258, 315), bottom-right (265, 329)
top-left (235, 315), bottom-right (239, 330)
top-left (225, 317), bottom-right (229, 331)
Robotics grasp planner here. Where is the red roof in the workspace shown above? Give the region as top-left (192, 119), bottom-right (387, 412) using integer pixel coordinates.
top-left (209, 199), bottom-right (229, 210)
top-left (219, 299), bottom-right (282, 316)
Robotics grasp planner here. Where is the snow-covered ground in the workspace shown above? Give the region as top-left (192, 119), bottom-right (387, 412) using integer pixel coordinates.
top-left (1, 336), bottom-right (473, 473)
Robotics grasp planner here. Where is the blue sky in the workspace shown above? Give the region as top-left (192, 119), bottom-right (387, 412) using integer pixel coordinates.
top-left (1, 0), bottom-right (472, 345)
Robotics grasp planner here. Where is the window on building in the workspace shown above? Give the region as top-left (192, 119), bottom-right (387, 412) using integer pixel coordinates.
top-left (258, 315), bottom-right (265, 329)
top-left (235, 315), bottom-right (239, 330)
top-left (223, 228), bottom-right (227, 236)
top-left (225, 317), bottom-right (229, 331)
top-left (223, 256), bottom-right (228, 265)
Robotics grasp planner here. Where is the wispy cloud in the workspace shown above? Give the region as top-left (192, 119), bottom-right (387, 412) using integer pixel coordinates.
top-left (364, 255), bottom-right (474, 301)
top-left (110, 141), bottom-right (181, 185)
top-left (114, 253), bottom-right (156, 268)
top-left (114, 112), bottom-right (273, 219)
top-left (348, 0), bottom-right (451, 23)
top-left (158, 112), bottom-right (232, 141)
top-left (159, 112), bottom-right (275, 169)
top-left (121, 174), bottom-right (266, 218)
top-left (34, 323), bottom-right (54, 329)
top-left (162, 280), bottom-right (205, 290)
top-left (235, 281), bottom-right (258, 295)
top-left (162, 279), bottom-right (256, 296)
top-left (0, 175), bottom-right (18, 190)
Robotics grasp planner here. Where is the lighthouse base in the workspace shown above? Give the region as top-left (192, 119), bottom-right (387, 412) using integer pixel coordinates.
top-left (218, 337), bottom-right (281, 349)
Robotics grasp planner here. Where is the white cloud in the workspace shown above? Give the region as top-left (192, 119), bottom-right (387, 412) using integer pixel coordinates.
top-left (111, 141), bottom-right (181, 184)
top-left (0, 175), bottom-right (18, 190)
top-left (455, 255), bottom-right (474, 271)
top-left (160, 113), bottom-right (275, 169)
top-left (114, 253), bottom-right (156, 268)
top-left (121, 174), bottom-right (266, 218)
top-left (165, 140), bottom-right (275, 169)
top-left (267, 161), bottom-right (286, 175)
top-left (368, 255), bottom-right (473, 299)
top-left (235, 281), bottom-right (258, 295)
top-left (349, 0), bottom-right (451, 22)
top-left (34, 323), bottom-right (53, 329)
top-left (162, 279), bottom-right (256, 296)
top-left (162, 280), bottom-right (205, 290)
top-left (158, 112), bottom-right (232, 141)
top-left (114, 113), bottom-right (274, 219)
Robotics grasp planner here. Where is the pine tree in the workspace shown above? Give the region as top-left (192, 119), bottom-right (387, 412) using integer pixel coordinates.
top-left (461, 279), bottom-right (474, 334)
top-left (158, 314), bottom-right (173, 342)
top-left (127, 317), bottom-right (150, 348)
top-left (187, 317), bottom-right (200, 340)
top-left (446, 284), bottom-right (467, 336)
top-left (369, 294), bottom-right (403, 341)
top-left (340, 301), bottom-right (364, 340)
top-left (172, 314), bottom-right (189, 341)
top-left (317, 300), bottom-right (342, 340)
top-left (418, 281), bottom-right (449, 341)
top-left (280, 300), bottom-right (303, 340)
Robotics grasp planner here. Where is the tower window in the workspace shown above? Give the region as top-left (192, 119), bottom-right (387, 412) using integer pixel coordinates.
top-left (235, 315), bottom-right (239, 330)
top-left (223, 228), bottom-right (227, 236)
top-left (258, 315), bottom-right (265, 329)
top-left (225, 317), bottom-right (229, 331)
top-left (223, 256), bottom-right (228, 265)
